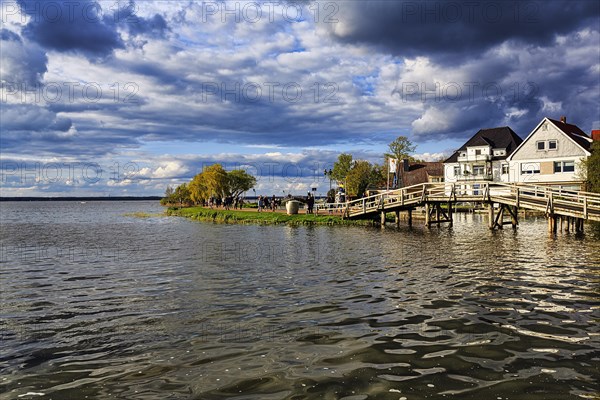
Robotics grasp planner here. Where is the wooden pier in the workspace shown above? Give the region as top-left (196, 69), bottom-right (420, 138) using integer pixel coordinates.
top-left (339, 182), bottom-right (600, 232)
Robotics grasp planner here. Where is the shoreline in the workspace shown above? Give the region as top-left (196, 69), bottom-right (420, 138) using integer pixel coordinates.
top-left (165, 205), bottom-right (550, 228)
top-left (166, 206), bottom-right (379, 226)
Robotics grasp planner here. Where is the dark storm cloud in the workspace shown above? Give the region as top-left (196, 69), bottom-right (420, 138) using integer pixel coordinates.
top-left (16, 0), bottom-right (169, 59)
top-left (328, 0), bottom-right (600, 60)
top-left (0, 28), bottom-right (48, 86)
top-left (0, 104), bottom-right (71, 132)
top-left (125, 13), bottom-right (169, 38)
top-left (17, 0), bottom-right (124, 58)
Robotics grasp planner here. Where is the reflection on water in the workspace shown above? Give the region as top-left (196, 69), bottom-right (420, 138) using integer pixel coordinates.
top-left (1, 202), bottom-right (599, 399)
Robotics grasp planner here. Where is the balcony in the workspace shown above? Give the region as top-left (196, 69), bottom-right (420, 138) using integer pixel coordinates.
top-left (456, 154), bottom-right (492, 162)
top-left (456, 173), bottom-right (493, 181)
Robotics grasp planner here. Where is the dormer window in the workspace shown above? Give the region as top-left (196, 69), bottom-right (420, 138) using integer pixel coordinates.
top-left (548, 140), bottom-right (557, 150)
top-left (475, 149), bottom-right (482, 156)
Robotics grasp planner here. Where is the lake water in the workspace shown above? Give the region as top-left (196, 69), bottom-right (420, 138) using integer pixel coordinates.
top-left (1, 201), bottom-right (599, 399)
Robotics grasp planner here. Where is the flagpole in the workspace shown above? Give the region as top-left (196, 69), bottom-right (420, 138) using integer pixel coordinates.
top-left (386, 158), bottom-right (390, 195)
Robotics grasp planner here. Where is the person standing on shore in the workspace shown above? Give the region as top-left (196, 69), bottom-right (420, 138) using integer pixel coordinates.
top-left (257, 195), bottom-right (263, 212)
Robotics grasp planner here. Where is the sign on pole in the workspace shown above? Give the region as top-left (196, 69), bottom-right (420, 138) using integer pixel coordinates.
top-left (389, 158), bottom-right (397, 174)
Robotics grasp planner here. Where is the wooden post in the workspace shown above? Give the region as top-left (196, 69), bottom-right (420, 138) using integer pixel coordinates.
top-left (548, 214), bottom-right (557, 234)
top-left (425, 203), bottom-right (430, 227)
top-left (511, 206), bottom-right (518, 228)
top-left (408, 209), bottom-right (413, 227)
top-left (565, 216), bottom-right (570, 232)
top-left (448, 202), bottom-right (453, 227)
top-left (559, 216), bottom-right (563, 232)
top-left (435, 204), bottom-right (441, 225)
top-left (497, 206), bottom-right (504, 229)
top-left (381, 210), bottom-right (386, 226)
top-left (488, 203), bottom-right (494, 230)
top-left (395, 210), bottom-right (400, 227)
top-left (576, 218), bottom-right (584, 233)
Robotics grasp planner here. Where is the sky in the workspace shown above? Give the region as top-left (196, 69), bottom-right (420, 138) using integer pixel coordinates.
top-left (1, 0), bottom-right (599, 196)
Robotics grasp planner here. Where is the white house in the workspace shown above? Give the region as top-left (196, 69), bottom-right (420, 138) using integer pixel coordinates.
top-left (444, 127), bottom-right (523, 183)
top-left (506, 117), bottom-right (593, 190)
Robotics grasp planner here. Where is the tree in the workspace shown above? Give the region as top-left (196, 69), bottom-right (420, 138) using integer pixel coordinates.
top-left (161, 185), bottom-right (176, 205)
top-left (584, 141), bottom-right (600, 193)
top-left (370, 163), bottom-right (387, 188)
top-left (332, 153), bottom-right (353, 183)
top-left (384, 135), bottom-right (417, 164)
top-left (202, 164), bottom-right (229, 198)
top-left (174, 183), bottom-right (191, 206)
top-left (228, 169), bottom-right (256, 199)
top-left (346, 160), bottom-right (374, 197)
top-left (189, 173), bottom-right (209, 205)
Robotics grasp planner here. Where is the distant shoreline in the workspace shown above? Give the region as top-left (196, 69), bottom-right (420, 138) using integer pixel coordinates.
top-left (0, 197), bottom-right (162, 202)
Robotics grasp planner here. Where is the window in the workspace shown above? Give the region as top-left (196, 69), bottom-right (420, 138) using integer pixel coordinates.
top-left (537, 141), bottom-right (545, 151)
top-left (475, 149), bottom-right (482, 156)
top-left (502, 164), bottom-right (509, 174)
top-left (564, 161), bottom-right (575, 172)
top-left (554, 162), bottom-right (561, 173)
top-left (548, 140), bottom-right (557, 150)
top-left (473, 165), bottom-right (485, 175)
top-left (453, 166), bottom-right (460, 176)
top-left (521, 163), bottom-right (540, 174)
top-left (554, 160), bottom-right (575, 173)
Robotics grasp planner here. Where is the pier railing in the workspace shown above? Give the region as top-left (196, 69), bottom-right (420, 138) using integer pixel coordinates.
top-left (339, 182), bottom-right (600, 222)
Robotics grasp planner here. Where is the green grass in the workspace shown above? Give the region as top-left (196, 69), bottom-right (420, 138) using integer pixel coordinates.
top-left (123, 212), bottom-right (165, 218)
top-left (166, 207), bottom-right (376, 226)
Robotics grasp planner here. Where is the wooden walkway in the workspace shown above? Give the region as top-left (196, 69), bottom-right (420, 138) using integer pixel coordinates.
top-left (337, 182), bottom-right (600, 231)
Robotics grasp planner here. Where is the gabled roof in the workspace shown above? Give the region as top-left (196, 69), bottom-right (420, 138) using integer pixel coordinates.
top-left (467, 135), bottom-right (493, 147)
top-left (444, 127), bottom-right (523, 163)
top-left (547, 118), bottom-right (592, 152)
top-left (506, 118), bottom-right (592, 160)
top-left (399, 162), bottom-right (444, 187)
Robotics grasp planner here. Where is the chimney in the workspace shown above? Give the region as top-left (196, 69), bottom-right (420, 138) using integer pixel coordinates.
top-left (402, 159), bottom-right (410, 172)
top-left (592, 130), bottom-right (600, 141)
top-left (560, 116), bottom-right (567, 124)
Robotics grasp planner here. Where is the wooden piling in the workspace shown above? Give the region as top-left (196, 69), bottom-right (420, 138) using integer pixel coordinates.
top-left (425, 203), bottom-right (430, 227)
top-left (511, 206), bottom-right (518, 228)
top-left (448, 202), bottom-right (453, 227)
top-left (488, 203), bottom-right (494, 230)
top-left (407, 209), bottom-right (413, 227)
top-left (559, 216), bottom-right (563, 231)
top-left (395, 210), bottom-right (400, 227)
top-left (548, 214), bottom-right (557, 234)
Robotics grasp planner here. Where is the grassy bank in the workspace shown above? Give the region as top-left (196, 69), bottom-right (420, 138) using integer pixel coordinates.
top-left (167, 207), bottom-right (377, 227)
